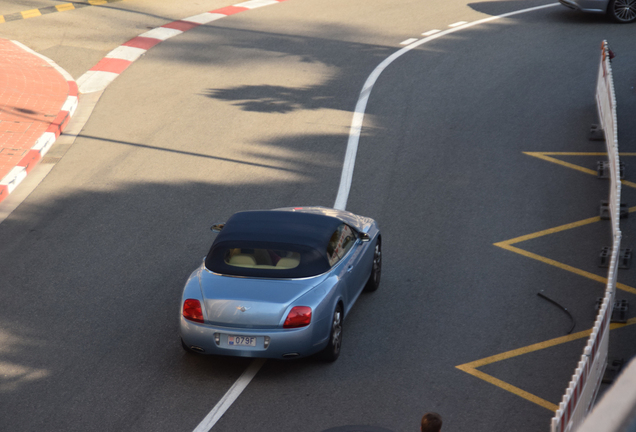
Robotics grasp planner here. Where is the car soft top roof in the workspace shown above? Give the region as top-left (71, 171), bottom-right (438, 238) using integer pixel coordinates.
top-left (214, 210), bottom-right (344, 249)
top-left (205, 210), bottom-right (345, 278)
top-left (274, 206), bottom-right (374, 233)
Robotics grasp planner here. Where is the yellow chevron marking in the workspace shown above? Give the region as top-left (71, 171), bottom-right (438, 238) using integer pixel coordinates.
top-left (456, 318), bottom-right (636, 411)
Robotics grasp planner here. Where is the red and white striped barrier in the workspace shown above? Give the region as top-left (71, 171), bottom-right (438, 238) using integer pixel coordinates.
top-left (1, 0), bottom-right (288, 203)
top-left (551, 40), bottom-right (621, 432)
top-left (596, 41), bottom-right (621, 237)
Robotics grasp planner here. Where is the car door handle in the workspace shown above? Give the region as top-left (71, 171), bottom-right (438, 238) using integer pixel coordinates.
top-left (347, 266), bottom-right (353, 272)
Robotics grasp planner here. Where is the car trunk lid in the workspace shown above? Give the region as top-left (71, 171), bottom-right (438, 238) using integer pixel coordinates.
top-left (199, 270), bottom-right (322, 328)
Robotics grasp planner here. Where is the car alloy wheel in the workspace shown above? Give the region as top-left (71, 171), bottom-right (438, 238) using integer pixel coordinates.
top-left (364, 237), bottom-right (382, 292)
top-left (608, 0), bottom-right (636, 23)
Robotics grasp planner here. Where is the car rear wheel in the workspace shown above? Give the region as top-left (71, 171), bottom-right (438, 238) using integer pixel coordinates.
top-left (320, 304), bottom-right (343, 362)
top-left (364, 236), bottom-right (382, 292)
top-left (608, 0), bottom-right (636, 23)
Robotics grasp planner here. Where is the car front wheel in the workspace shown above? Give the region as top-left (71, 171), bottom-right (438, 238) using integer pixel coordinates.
top-left (608, 0), bottom-right (636, 23)
top-left (364, 236), bottom-right (382, 292)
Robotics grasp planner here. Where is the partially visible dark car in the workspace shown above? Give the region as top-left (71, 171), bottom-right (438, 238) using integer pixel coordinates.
top-left (560, 0), bottom-right (636, 23)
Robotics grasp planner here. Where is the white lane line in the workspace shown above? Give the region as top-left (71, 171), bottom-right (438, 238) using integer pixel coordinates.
top-left (400, 38), bottom-right (419, 45)
top-left (422, 29), bottom-right (440, 36)
top-left (333, 3), bottom-right (559, 211)
top-left (449, 21), bottom-right (468, 27)
top-left (192, 359), bottom-right (266, 432)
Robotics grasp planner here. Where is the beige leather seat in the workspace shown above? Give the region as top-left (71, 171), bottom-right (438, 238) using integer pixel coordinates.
top-left (276, 257), bottom-right (300, 269)
top-left (229, 254), bottom-right (257, 267)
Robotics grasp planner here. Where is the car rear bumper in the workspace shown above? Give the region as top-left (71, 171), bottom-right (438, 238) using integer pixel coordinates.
top-left (180, 316), bottom-right (329, 359)
top-left (559, 0), bottom-right (607, 13)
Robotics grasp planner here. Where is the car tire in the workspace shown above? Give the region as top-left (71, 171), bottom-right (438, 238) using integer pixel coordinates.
top-left (320, 304), bottom-right (343, 362)
top-left (364, 236), bottom-right (382, 292)
top-left (607, 0), bottom-right (636, 23)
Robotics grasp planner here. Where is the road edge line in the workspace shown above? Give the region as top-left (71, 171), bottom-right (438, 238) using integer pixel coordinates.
top-left (333, 3), bottom-right (559, 211)
top-left (192, 359), bottom-right (266, 432)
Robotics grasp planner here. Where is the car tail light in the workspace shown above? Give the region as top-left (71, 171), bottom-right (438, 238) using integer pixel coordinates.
top-left (183, 299), bottom-right (204, 323)
top-left (283, 306), bottom-right (312, 328)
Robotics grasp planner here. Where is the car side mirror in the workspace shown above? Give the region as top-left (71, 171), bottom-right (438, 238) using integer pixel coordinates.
top-left (359, 232), bottom-right (370, 242)
top-left (211, 223), bottom-right (225, 233)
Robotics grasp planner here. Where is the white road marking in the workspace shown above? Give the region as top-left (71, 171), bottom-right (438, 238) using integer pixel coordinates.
top-left (139, 27), bottom-right (183, 40)
top-left (77, 70), bottom-right (119, 94)
top-left (0, 167), bottom-right (27, 194)
top-left (106, 46), bottom-right (147, 62)
top-left (235, 0), bottom-right (280, 8)
top-left (449, 21), bottom-right (468, 27)
top-left (422, 29), bottom-right (440, 36)
top-left (333, 3), bottom-right (558, 211)
top-left (400, 38), bottom-right (419, 45)
top-left (183, 12), bottom-right (227, 24)
top-left (11, 40), bottom-right (75, 82)
top-left (32, 132), bottom-right (56, 153)
top-left (61, 96), bottom-right (79, 114)
top-left (192, 358), bottom-right (266, 432)
top-left (192, 4), bottom-right (560, 431)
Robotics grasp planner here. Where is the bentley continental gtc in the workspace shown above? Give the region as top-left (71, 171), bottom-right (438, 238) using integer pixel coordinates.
top-left (179, 207), bottom-right (381, 362)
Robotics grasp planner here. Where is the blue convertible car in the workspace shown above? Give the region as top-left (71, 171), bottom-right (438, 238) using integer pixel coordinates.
top-left (179, 207), bottom-right (381, 362)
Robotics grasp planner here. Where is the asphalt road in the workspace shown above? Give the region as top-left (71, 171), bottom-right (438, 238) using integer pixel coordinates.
top-left (1, 1), bottom-right (635, 431)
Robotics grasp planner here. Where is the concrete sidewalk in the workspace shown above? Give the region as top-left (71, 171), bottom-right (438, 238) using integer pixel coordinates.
top-left (0, 38), bottom-right (77, 204)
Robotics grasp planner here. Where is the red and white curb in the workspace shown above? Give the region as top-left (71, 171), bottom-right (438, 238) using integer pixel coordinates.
top-left (0, 41), bottom-right (78, 201)
top-left (77, 0), bottom-right (288, 93)
top-left (1, 0), bottom-right (287, 204)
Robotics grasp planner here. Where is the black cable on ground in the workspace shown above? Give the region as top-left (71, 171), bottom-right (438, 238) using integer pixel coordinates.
top-left (537, 290), bottom-right (576, 334)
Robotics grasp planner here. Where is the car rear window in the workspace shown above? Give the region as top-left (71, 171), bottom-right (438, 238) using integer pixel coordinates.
top-left (224, 248), bottom-right (301, 269)
top-left (206, 241), bottom-right (330, 278)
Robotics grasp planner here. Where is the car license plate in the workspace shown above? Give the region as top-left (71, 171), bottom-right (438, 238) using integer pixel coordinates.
top-left (228, 335), bottom-right (256, 347)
